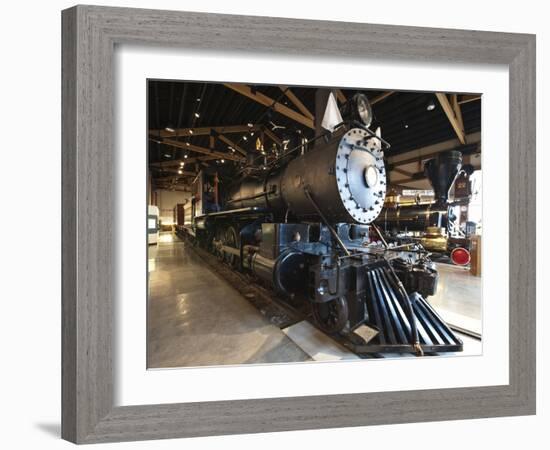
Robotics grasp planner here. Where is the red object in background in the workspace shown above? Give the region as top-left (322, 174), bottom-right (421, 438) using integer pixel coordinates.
top-left (451, 247), bottom-right (471, 266)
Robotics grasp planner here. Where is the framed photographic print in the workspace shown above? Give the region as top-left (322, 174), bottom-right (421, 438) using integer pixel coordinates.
top-left (62, 5), bottom-right (536, 444)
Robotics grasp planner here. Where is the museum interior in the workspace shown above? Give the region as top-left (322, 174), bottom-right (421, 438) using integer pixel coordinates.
top-left (147, 81), bottom-right (482, 368)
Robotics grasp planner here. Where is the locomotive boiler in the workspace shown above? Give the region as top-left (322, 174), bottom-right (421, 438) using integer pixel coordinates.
top-left (180, 94), bottom-right (462, 355)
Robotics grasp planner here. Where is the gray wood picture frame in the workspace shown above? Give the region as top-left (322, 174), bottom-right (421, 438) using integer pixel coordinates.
top-left (61, 4), bottom-right (536, 444)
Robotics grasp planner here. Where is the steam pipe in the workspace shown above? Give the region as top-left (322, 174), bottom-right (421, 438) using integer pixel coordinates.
top-left (303, 187), bottom-right (351, 257)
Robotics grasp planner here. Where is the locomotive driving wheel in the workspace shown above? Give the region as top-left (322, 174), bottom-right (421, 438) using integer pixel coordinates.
top-left (223, 225), bottom-right (240, 268)
top-left (214, 228), bottom-right (225, 261)
top-left (311, 297), bottom-right (349, 334)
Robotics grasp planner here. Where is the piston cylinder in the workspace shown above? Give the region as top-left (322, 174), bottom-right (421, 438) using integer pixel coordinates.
top-left (245, 250), bottom-right (307, 298)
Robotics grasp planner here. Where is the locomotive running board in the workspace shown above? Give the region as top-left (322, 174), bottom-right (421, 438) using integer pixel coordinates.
top-left (341, 263), bottom-right (463, 355)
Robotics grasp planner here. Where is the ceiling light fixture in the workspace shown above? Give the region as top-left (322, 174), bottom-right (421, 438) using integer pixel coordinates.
top-left (247, 123), bottom-right (253, 127)
top-left (194, 112), bottom-right (200, 118)
top-left (165, 127), bottom-right (175, 132)
top-left (243, 136), bottom-right (248, 141)
top-left (188, 129), bottom-right (194, 134)
top-left (178, 170), bottom-right (183, 174)
top-left (426, 101), bottom-right (436, 111)
top-left (184, 154), bottom-right (188, 159)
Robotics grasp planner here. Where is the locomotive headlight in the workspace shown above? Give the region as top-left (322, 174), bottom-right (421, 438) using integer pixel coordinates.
top-left (354, 93), bottom-right (373, 127)
top-left (364, 165), bottom-right (379, 188)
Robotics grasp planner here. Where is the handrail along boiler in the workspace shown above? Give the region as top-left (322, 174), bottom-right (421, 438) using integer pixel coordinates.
top-left (180, 93), bottom-right (462, 355)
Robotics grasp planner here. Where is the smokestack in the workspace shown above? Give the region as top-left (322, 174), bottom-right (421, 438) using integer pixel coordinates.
top-left (424, 150), bottom-right (463, 206)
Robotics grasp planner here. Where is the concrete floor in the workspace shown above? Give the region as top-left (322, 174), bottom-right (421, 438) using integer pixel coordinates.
top-left (147, 233), bottom-right (310, 368)
top-left (429, 263), bottom-right (482, 335)
top-left (148, 233), bottom-right (482, 368)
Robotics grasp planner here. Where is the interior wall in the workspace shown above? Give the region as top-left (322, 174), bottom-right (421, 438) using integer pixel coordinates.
top-left (152, 188), bottom-right (191, 225)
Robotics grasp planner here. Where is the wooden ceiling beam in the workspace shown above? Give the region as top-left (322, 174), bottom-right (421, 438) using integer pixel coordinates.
top-left (335, 89), bottom-right (347, 103)
top-left (387, 132), bottom-right (481, 166)
top-left (150, 155), bottom-right (217, 169)
top-left (261, 126), bottom-right (283, 147)
top-left (150, 124), bottom-right (261, 138)
top-left (152, 181), bottom-right (191, 191)
top-left (391, 170), bottom-right (430, 183)
top-left (435, 92), bottom-right (466, 145)
top-left (391, 167), bottom-right (415, 178)
top-left (279, 86), bottom-right (314, 120)
top-left (451, 94), bottom-right (465, 136)
top-left (224, 83), bottom-right (314, 129)
top-left (153, 187), bottom-right (191, 192)
top-left (391, 154), bottom-right (481, 184)
top-left (390, 146), bottom-right (480, 168)
top-left (160, 138), bottom-right (244, 162)
top-left (370, 91), bottom-right (395, 105)
top-left (154, 171), bottom-right (198, 179)
top-left (218, 134), bottom-right (247, 157)
top-left (458, 94), bottom-right (481, 105)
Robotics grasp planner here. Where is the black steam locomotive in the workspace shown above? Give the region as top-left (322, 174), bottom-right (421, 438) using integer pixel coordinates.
top-left (179, 94), bottom-right (462, 355)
